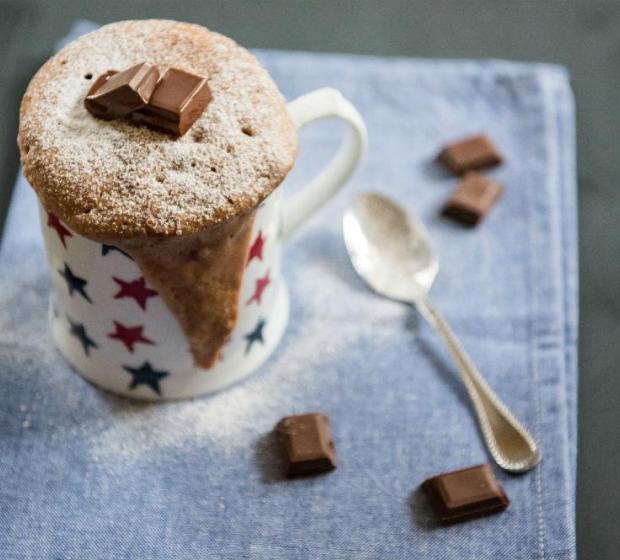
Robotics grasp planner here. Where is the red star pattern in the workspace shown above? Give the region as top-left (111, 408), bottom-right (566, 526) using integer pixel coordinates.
top-left (47, 212), bottom-right (73, 248)
top-left (108, 321), bottom-right (155, 352)
top-left (247, 231), bottom-right (266, 265)
top-left (113, 276), bottom-right (158, 310)
top-left (247, 270), bottom-right (271, 305)
top-left (47, 213), bottom-right (279, 395)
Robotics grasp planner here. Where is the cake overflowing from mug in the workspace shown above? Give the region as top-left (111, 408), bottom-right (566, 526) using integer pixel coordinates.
top-left (18, 20), bottom-right (365, 398)
top-left (82, 61), bottom-right (252, 368)
top-left (116, 210), bottom-right (257, 369)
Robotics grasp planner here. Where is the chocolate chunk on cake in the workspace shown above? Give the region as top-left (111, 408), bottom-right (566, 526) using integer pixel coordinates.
top-left (84, 62), bottom-right (159, 120)
top-left (131, 67), bottom-right (211, 136)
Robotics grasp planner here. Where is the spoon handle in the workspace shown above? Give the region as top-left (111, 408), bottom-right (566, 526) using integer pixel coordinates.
top-left (415, 297), bottom-right (541, 473)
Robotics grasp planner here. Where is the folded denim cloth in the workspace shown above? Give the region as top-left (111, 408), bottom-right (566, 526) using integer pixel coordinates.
top-left (0, 21), bottom-right (577, 560)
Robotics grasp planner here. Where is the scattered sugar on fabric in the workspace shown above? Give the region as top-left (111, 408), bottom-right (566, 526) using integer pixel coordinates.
top-left (90, 257), bottom-right (352, 465)
top-left (90, 248), bottom-right (405, 467)
top-left (90, 320), bottom-right (348, 466)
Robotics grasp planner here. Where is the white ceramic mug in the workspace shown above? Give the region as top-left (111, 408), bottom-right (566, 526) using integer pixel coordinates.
top-left (39, 88), bottom-right (367, 401)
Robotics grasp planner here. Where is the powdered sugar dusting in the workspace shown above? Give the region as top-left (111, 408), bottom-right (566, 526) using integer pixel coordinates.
top-left (87, 245), bottom-right (403, 467)
top-left (18, 20), bottom-right (297, 239)
top-left (91, 271), bottom-right (334, 464)
top-left (90, 319), bottom-right (348, 466)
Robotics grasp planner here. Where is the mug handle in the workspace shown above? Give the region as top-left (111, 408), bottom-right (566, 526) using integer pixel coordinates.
top-left (281, 88), bottom-right (367, 240)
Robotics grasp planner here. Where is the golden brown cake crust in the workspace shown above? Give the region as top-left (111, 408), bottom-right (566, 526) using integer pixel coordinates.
top-left (18, 20), bottom-right (297, 240)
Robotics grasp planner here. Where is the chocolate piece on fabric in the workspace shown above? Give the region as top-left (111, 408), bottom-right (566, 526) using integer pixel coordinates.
top-left (276, 413), bottom-right (337, 477)
top-left (422, 464), bottom-right (510, 524)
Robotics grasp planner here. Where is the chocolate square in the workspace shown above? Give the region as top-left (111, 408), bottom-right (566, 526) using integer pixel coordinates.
top-left (84, 63), bottom-right (159, 120)
top-left (442, 172), bottom-right (502, 226)
top-left (437, 134), bottom-right (503, 175)
top-left (85, 70), bottom-right (117, 97)
top-left (422, 464), bottom-right (509, 524)
top-left (276, 413), bottom-right (337, 477)
top-left (131, 68), bottom-right (211, 136)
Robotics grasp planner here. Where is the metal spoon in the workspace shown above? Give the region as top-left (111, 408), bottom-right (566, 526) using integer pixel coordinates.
top-left (343, 192), bottom-right (541, 473)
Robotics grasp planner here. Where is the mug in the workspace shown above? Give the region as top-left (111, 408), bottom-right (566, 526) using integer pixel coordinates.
top-left (39, 88), bottom-right (367, 401)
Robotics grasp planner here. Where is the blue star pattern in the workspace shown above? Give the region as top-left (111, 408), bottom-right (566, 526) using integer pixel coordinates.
top-left (58, 263), bottom-right (92, 304)
top-left (46, 203), bottom-right (274, 400)
top-left (67, 316), bottom-right (98, 356)
top-left (244, 318), bottom-right (266, 354)
top-left (101, 244), bottom-right (133, 260)
top-left (123, 361), bottom-right (169, 396)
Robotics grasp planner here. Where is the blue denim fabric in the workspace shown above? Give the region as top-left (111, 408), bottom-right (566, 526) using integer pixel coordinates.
top-left (0, 22), bottom-right (577, 560)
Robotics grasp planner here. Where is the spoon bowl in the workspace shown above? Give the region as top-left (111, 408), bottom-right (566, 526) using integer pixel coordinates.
top-left (344, 192), bottom-right (438, 303)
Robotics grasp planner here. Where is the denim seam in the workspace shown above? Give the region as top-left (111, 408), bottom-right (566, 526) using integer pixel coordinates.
top-left (529, 74), bottom-right (547, 560)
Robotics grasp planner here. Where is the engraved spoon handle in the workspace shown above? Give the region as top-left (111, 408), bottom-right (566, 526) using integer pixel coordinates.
top-left (415, 297), bottom-right (541, 473)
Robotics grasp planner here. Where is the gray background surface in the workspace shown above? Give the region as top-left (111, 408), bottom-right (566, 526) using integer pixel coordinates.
top-left (0, 2), bottom-right (617, 558)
